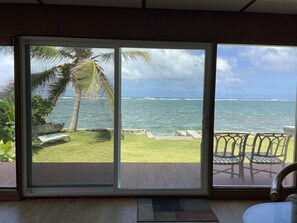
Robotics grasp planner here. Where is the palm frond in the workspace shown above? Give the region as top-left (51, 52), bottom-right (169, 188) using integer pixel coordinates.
top-left (31, 67), bottom-right (60, 91)
top-left (98, 71), bottom-right (115, 107)
top-left (30, 46), bottom-right (61, 61)
top-left (74, 48), bottom-right (93, 59)
top-left (59, 47), bottom-right (78, 60)
top-left (94, 50), bottom-right (151, 64)
top-left (0, 46), bottom-right (13, 55)
top-left (70, 60), bottom-right (100, 98)
top-left (48, 74), bottom-right (70, 104)
top-left (93, 52), bottom-right (114, 63)
top-left (0, 94), bottom-right (15, 122)
top-left (0, 80), bottom-right (14, 99)
top-left (121, 51), bottom-right (151, 63)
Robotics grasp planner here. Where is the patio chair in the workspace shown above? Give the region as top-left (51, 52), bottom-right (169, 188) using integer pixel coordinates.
top-left (245, 133), bottom-right (293, 182)
top-left (32, 130), bottom-right (70, 146)
top-left (213, 132), bottom-right (249, 177)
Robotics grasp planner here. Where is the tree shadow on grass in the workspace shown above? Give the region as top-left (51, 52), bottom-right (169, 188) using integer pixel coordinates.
top-left (94, 131), bottom-right (112, 143)
top-left (32, 140), bottom-right (70, 155)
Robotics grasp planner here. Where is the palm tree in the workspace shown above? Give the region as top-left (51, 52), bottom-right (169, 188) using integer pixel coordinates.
top-left (0, 94), bottom-right (15, 123)
top-left (0, 93), bottom-right (15, 143)
top-left (0, 45), bottom-right (61, 98)
top-left (31, 47), bottom-right (150, 131)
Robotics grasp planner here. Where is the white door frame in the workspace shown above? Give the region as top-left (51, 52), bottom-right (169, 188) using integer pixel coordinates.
top-left (19, 36), bottom-right (215, 197)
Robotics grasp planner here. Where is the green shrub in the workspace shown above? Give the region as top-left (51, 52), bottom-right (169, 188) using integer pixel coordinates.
top-left (32, 95), bottom-right (54, 125)
top-left (0, 122), bottom-right (14, 143)
top-left (0, 141), bottom-right (15, 162)
top-left (0, 95), bottom-right (15, 143)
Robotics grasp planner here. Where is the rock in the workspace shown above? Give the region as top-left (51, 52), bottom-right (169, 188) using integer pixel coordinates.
top-left (32, 123), bottom-right (65, 135)
top-left (175, 130), bottom-right (188, 136)
top-left (146, 130), bottom-right (155, 139)
top-left (186, 130), bottom-right (201, 139)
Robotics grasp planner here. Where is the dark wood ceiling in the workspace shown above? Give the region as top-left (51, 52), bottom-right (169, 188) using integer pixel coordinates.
top-left (0, 0), bottom-right (296, 15)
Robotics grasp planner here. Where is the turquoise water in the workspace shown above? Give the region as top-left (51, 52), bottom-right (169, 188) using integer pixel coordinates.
top-left (47, 97), bottom-right (296, 136)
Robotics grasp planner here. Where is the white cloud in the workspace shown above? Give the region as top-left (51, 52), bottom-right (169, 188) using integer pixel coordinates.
top-left (239, 46), bottom-right (297, 74)
top-left (122, 49), bottom-right (205, 81)
top-left (0, 52), bottom-right (14, 89)
top-left (216, 57), bottom-right (246, 88)
top-left (122, 48), bottom-right (248, 90)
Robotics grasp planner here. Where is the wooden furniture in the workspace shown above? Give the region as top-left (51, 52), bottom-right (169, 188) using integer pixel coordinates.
top-left (213, 132), bottom-right (249, 177)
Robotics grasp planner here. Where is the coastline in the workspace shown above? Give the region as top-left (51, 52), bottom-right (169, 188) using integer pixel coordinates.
top-left (47, 97), bottom-right (295, 136)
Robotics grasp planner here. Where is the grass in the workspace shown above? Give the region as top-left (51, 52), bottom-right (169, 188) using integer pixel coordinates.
top-left (121, 134), bottom-right (200, 162)
top-left (32, 131), bottom-right (200, 162)
top-left (32, 131), bottom-right (295, 163)
top-left (33, 131), bottom-right (114, 162)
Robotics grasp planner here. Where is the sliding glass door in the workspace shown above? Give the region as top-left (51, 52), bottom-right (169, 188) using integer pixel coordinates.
top-left (21, 37), bottom-right (213, 195)
top-left (119, 45), bottom-right (212, 192)
top-left (25, 42), bottom-right (115, 188)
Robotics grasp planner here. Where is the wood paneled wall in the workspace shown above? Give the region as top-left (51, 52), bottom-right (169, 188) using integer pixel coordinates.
top-left (0, 4), bottom-right (296, 45)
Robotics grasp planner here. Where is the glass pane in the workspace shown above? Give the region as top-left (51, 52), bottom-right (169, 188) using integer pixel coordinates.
top-left (0, 46), bottom-right (16, 188)
top-left (213, 44), bottom-right (297, 187)
top-left (29, 46), bottom-right (114, 186)
top-left (120, 48), bottom-right (205, 189)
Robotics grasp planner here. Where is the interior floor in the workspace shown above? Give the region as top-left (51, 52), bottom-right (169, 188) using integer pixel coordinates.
top-left (0, 198), bottom-right (264, 223)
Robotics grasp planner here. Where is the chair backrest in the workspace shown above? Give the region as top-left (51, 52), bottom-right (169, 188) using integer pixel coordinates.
top-left (213, 132), bottom-right (250, 160)
top-left (251, 133), bottom-right (293, 161)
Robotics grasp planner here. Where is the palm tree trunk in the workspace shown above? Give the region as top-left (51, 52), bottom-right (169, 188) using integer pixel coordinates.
top-left (69, 88), bottom-right (81, 131)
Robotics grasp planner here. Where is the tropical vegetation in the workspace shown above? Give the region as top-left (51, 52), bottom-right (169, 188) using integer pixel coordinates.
top-left (0, 94), bottom-right (15, 161)
top-left (0, 94), bottom-right (15, 143)
top-left (0, 46), bottom-right (150, 162)
top-left (0, 140), bottom-right (15, 162)
top-left (1, 46), bottom-right (150, 131)
top-left (31, 47), bottom-right (150, 131)
top-left (31, 95), bottom-right (54, 125)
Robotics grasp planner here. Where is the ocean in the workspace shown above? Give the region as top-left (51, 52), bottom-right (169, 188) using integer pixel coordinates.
top-left (46, 97), bottom-right (296, 136)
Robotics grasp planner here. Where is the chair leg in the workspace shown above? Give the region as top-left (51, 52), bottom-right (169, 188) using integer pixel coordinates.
top-left (240, 162), bottom-right (244, 179)
top-left (250, 162), bottom-right (254, 184)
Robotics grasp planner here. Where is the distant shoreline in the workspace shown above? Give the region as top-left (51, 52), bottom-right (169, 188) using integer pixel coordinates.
top-left (48, 98), bottom-right (295, 136)
top-left (60, 96), bottom-right (295, 101)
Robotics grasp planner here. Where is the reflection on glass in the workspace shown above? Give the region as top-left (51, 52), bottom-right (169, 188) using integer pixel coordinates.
top-left (120, 48), bottom-right (205, 189)
top-left (214, 44), bottom-right (297, 187)
top-left (30, 46), bottom-right (114, 186)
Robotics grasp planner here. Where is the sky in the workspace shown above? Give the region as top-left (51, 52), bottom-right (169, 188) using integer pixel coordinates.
top-left (0, 45), bottom-right (297, 99)
top-left (0, 51), bottom-right (14, 90)
top-left (216, 45), bottom-right (297, 99)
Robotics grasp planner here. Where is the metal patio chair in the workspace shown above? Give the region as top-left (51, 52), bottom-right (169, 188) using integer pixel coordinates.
top-left (213, 132), bottom-right (250, 177)
top-left (245, 133), bottom-right (293, 182)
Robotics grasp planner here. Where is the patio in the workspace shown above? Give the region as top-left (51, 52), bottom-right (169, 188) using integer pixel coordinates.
top-left (0, 162), bottom-right (293, 188)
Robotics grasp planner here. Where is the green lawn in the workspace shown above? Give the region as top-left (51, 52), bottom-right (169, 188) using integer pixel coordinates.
top-left (32, 131), bottom-right (200, 162)
top-left (32, 131), bottom-right (295, 163)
